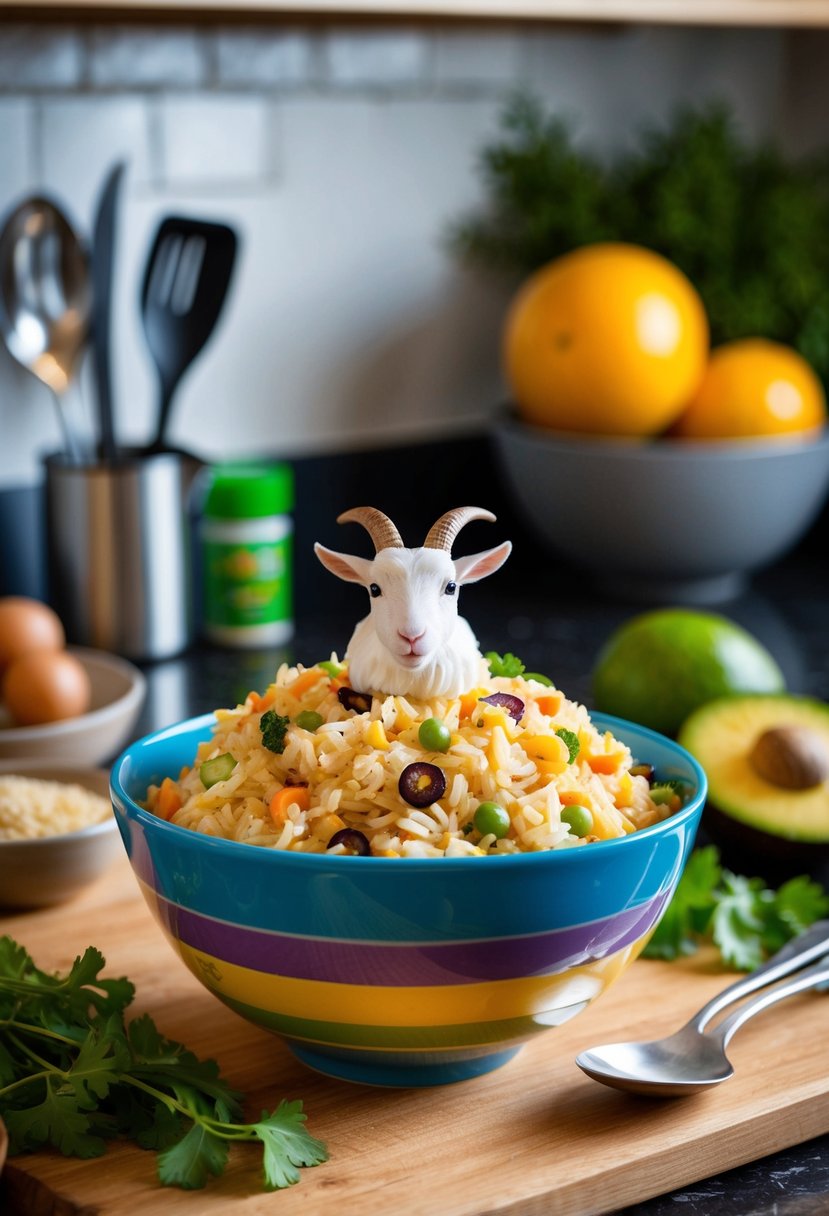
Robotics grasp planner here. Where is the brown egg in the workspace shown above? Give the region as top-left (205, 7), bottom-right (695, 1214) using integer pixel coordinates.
top-left (0, 597), bottom-right (65, 673)
top-left (2, 650), bottom-right (91, 726)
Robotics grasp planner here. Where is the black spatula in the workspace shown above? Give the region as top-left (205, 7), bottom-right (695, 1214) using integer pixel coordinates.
top-left (141, 216), bottom-right (238, 452)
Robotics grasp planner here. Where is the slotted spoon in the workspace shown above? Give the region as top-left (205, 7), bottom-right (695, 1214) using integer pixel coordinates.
top-left (141, 216), bottom-right (237, 452)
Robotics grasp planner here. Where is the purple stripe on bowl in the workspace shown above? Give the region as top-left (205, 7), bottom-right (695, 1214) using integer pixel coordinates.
top-left (150, 889), bottom-right (669, 986)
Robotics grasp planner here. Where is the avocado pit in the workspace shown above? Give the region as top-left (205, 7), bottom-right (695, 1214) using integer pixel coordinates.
top-left (749, 725), bottom-right (829, 792)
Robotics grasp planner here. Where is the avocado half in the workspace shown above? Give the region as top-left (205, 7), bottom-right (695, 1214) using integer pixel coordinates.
top-left (678, 694), bottom-right (829, 876)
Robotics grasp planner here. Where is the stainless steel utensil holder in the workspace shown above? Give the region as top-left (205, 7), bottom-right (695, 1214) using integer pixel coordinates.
top-left (44, 450), bottom-right (194, 661)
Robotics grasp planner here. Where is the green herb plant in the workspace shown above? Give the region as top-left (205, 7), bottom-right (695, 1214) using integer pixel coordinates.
top-left (0, 937), bottom-right (328, 1191)
top-left (643, 846), bottom-right (829, 970)
top-left (451, 93), bottom-right (829, 383)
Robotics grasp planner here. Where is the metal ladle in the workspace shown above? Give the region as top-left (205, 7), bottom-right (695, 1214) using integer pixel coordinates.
top-left (0, 196), bottom-right (91, 462)
top-left (576, 919), bottom-right (829, 1097)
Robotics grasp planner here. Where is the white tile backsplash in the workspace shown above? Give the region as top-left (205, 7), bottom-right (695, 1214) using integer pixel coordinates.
top-left (215, 28), bottom-right (316, 88)
top-left (323, 29), bottom-right (430, 88)
top-left (38, 95), bottom-right (151, 227)
top-left (0, 99), bottom-right (36, 217)
top-left (0, 26), bottom-right (83, 90)
top-left (433, 30), bottom-right (523, 89)
top-left (0, 20), bottom-right (824, 489)
top-left (158, 94), bottom-right (271, 188)
top-left (89, 27), bottom-right (206, 89)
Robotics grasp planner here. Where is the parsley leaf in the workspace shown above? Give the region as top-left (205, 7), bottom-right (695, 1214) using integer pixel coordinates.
top-left (485, 651), bottom-right (526, 679)
top-left (260, 710), bottom-right (291, 755)
top-left (643, 847), bottom-right (829, 969)
top-left (254, 1100), bottom-right (330, 1191)
top-left (157, 1122), bottom-right (229, 1190)
top-left (0, 936), bottom-right (327, 1191)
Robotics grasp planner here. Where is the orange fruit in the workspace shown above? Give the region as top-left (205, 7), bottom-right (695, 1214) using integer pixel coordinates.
top-left (672, 338), bottom-right (827, 441)
top-left (503, 243), bottom-right (709, 437)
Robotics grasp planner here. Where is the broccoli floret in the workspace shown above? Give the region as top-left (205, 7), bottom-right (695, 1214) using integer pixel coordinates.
top-left (260, 709), bottom-right (291, 754)
top-left (555, 728), bottom-right (580, 764)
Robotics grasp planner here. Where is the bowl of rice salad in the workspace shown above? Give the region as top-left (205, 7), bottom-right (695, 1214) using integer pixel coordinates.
top-left (111, 654), bottom-right (706, 1087)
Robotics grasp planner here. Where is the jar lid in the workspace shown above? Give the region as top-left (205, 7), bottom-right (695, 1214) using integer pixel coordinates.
top-left (203, 462), bottom-right (294, 519)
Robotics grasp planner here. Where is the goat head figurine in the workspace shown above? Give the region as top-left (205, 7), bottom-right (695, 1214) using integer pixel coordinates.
top-left (314, 506), bottom-right (511, 699)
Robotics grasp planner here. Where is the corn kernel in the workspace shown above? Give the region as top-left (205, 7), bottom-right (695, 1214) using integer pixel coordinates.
top-left (366, 720), bottom-right (390, 750)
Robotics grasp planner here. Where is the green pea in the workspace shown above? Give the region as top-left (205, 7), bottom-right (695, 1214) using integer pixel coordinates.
top-left (473, 801), bottom-right (511, 839)
top-left (295, 710), bottom-right (324, 732)
top-left (418, 717), bottom-right (452, 753)
top-left (561, 804), bottom-right (593, 838)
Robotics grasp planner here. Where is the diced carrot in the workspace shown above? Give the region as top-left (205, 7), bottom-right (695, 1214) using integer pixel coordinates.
top-left (586, 752), bottom-right (626, 775)
top-left (560, 790), bottom-right (593, 809)
top-left (248, 689), bottom-right (275, 713)
top-left (616, 771), bottom-right (634, 808)
top-left (459, 691), bottom-right (482, 720)
top-left (269, 783), bottom-right (310, 826)
top-left (158, 777), bottom-right (182, 820)
top-left (536, 694), bottom-right (562, 717)
top-left (289, 668), bottom-right (325, 698)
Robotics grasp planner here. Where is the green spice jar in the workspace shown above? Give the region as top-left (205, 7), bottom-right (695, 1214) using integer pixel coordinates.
top-left (200, 462), bottom-right (293, 648)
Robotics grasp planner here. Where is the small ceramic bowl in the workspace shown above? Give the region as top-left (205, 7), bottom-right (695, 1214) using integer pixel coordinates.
top-left (0, 762), bottom-right (121, 908)
top-left (492, 411), bottom-right (829, 603)
top-left (112, 712), bottom-right (706, 1088)
top-left (0, 648), bottom-right (146, 766)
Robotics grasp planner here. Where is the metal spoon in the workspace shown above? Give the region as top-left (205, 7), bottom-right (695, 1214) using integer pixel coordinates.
top-left (0, 196), bottom-right (90, 462)
top-left (577, 919), bottom-right (829, 1097)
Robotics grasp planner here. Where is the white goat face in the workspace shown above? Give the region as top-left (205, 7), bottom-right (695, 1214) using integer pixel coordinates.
top-left (315, 544), bottom-right (509, 673)
top-left (314, 506), bottom-right (512, 697)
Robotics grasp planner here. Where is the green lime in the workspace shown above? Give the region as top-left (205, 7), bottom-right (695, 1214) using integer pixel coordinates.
top-left (592, 609), bottom-right (785, 737)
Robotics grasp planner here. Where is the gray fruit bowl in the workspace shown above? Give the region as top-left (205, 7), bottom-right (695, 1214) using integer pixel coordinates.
top-left (492, 410), bottom-right (829, 603)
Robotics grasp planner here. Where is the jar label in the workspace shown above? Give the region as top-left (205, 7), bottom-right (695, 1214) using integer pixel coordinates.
top-left (203, 537), bottom-right (292, 629)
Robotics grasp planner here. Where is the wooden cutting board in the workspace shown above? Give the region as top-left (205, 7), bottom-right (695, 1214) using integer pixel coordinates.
top-left (2, 856), bottom-right (828, 1216)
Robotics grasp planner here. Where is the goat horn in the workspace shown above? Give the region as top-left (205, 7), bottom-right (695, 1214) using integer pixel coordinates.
top-left (423, 507), bottom-right (496, 552)
top-left (337, 506), bottom-right (404, 551)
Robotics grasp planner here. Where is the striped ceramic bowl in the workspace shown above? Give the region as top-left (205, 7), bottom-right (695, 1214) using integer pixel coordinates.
top-left (111, 712), bottom-right (705, 1088)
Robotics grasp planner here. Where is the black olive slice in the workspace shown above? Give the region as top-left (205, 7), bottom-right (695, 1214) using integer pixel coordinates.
top-left (327, 828), bottom-right (371, 855)
top-left (337, 687), bottom-right (373, 714)
top-left (398, 762), bottom-right (447, 808)
top-left (479, 692), bottom-right (525, 722)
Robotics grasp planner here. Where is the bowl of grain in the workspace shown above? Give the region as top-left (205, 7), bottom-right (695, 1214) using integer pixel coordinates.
top-left (0, 762), bottom-right (120, 908)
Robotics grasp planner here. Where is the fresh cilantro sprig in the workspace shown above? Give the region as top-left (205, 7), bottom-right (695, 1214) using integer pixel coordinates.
top-left (0, 937), bottom-right (327, 1190)
top-left (486, 651), bottom-right (554, 686)
top-left (644, 846), bottom-right (829, 970)
top-left (486, 651), bottom-right (526, 679)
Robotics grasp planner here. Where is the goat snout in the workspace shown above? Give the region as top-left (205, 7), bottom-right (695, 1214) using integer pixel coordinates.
top-left (398, 628), bottom-right (425, 644)
top-left (397, 628), bottom-right (428, 660)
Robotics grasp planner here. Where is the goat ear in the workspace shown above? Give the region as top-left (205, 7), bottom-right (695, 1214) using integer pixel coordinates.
top-left (314, 543), bottom-right (374, 585)
top-left (453, 541), bottom-right (512, 585)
